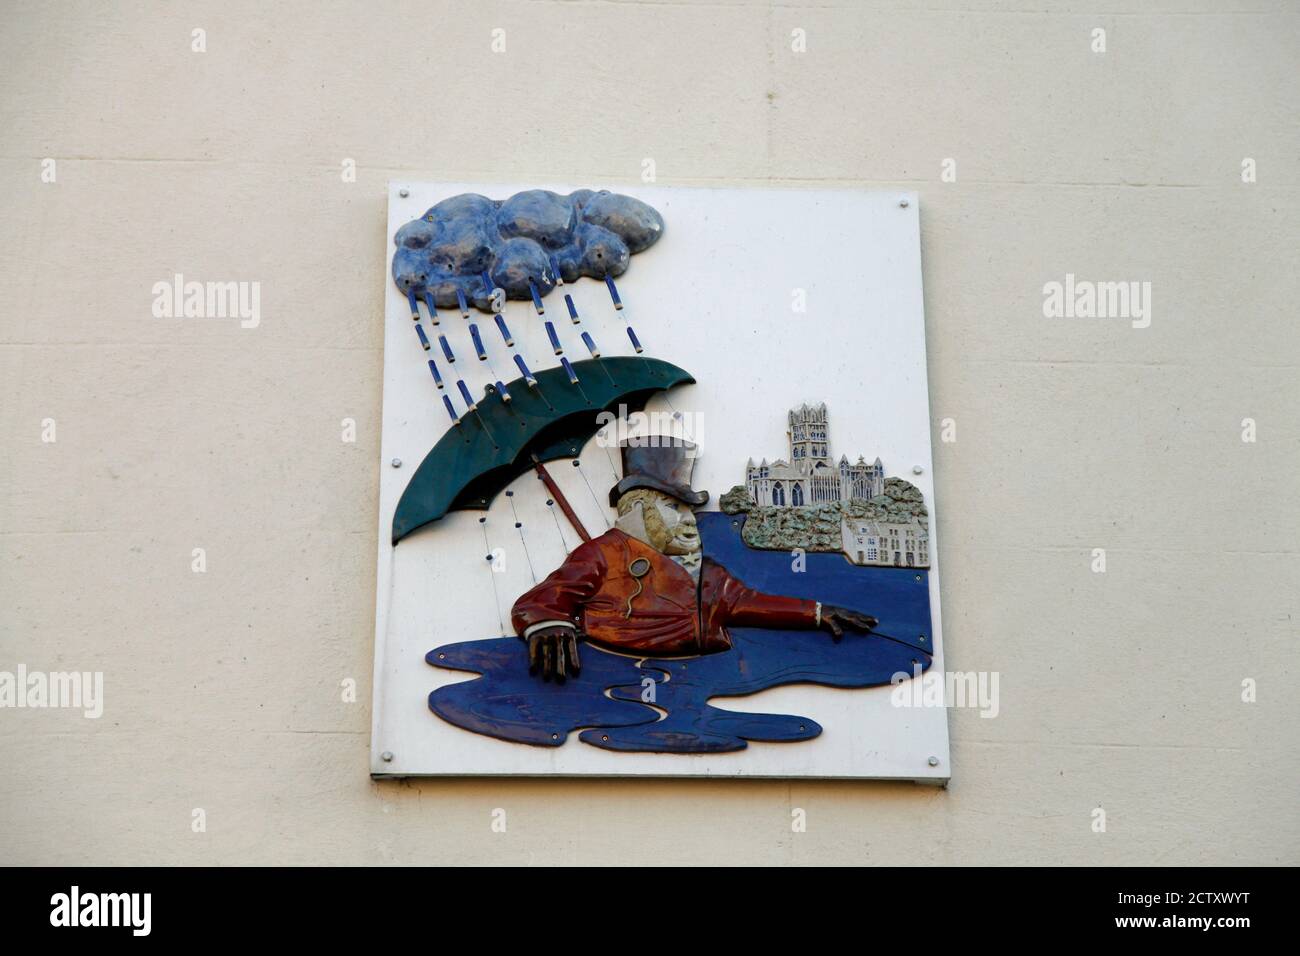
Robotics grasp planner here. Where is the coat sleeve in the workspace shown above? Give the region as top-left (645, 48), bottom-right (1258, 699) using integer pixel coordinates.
top-left (709, 563), bottom-right (820, 629)
top-left (510, 539), bottom-right (608, 637)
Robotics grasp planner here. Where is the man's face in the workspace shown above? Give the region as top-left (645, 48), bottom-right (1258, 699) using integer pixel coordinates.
top-left (638, 491), bottom-right (701, 556)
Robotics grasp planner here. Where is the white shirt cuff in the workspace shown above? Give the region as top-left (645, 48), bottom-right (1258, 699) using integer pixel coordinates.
top-left (523, 619), bottom-right (576, 638)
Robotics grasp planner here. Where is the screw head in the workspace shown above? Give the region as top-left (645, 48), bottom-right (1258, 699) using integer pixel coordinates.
top-left (398, 188), bottom-right (409, 198)
top-left (928, 756), bottom-right (939, 767)
top-left (391, 458), bottom-right (402, 468)
top-left (899, 198), bottom-right (910, 207)
top-left (912, 465), bottom-right (923, 475)
top-left (381, 751), bottom-right (394, 762)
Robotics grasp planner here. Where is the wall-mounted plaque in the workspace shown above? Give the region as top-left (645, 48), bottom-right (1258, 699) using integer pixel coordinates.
top-left (371, 182), bottom-right (949, 781)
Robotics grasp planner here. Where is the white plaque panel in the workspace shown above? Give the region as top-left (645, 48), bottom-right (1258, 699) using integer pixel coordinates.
top-left (371, 182), bottom-right (949, 781)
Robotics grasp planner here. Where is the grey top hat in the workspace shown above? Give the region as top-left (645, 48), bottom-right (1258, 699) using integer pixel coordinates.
top-left (608, 438), bottom-right (709, 508)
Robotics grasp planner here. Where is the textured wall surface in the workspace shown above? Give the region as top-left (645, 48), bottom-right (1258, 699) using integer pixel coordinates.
top-left (1, 0), bottom-right (1296, 865)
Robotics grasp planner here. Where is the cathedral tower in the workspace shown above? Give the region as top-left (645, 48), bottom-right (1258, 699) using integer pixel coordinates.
top-left (787, 403), bottom-right (829, 462)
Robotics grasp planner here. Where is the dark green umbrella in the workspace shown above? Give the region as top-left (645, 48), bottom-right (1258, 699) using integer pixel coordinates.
top-left (391, 356), bottom-right (694, 544)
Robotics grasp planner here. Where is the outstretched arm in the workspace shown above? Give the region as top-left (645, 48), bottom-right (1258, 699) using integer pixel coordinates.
top-left (510, 541), bottom-right (606, 681)
top-left (710, 565), bottom-right (878, 641)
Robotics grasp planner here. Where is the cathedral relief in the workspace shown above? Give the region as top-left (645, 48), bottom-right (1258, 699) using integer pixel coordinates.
top-left (746, 403), bottom-right (885, 507)
top-left (722, 403), bottom-right (931, 569)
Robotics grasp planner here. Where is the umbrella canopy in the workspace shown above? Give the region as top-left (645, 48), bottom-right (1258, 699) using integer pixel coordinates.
top-left (392, 356), bottom-right (694, 543)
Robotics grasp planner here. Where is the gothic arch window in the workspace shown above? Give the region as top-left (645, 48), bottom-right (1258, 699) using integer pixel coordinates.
top-left (791, 483), bottom-right (804, 505)
top-left (772, 482), bottom-right (785, 506)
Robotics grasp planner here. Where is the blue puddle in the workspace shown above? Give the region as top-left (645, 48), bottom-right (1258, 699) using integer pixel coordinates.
top-left (427, 512), bottom-right (933, 753)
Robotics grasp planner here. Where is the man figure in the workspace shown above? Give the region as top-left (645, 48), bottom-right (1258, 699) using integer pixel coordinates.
top-left (512, 439), bottom-right (879, 681)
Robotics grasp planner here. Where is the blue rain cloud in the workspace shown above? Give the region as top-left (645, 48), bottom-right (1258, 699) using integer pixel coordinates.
top-left (392, 188), bottom-right (664, 313)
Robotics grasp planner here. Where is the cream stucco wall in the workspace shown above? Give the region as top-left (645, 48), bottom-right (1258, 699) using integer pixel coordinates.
top-left (1, 0), bottom-right (1296, 865)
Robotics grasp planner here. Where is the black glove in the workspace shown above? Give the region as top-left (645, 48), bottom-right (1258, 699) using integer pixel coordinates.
top-left (525, 626), bottom-right (583, 682)
top-left (819, 605), bottom-right (879, 643)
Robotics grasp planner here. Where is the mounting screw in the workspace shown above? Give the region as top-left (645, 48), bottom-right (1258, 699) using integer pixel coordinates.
top-left (398, 188), bottom-right (409, 198)
top-left (912, 465), bottom-right (923, 475)
top-left (928, 755), bottom-right (939, 767)
top-left (391, 458), bottom-right (402, 468)
top-left (899, 198), bottom-right (910, 207)
top-left (381, 751), bottom-right (394, 762)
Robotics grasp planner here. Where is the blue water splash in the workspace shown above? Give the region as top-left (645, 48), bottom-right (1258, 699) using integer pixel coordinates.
top-left (427, 513), bottom-right (933, 753)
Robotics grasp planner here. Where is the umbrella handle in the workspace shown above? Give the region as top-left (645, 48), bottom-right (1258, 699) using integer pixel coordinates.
top-left (533, 459), bottom-right (592, 543)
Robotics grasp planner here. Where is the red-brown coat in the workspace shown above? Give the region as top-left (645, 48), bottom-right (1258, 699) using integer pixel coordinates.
top-left (511, 528), bottom-right (817, 656)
